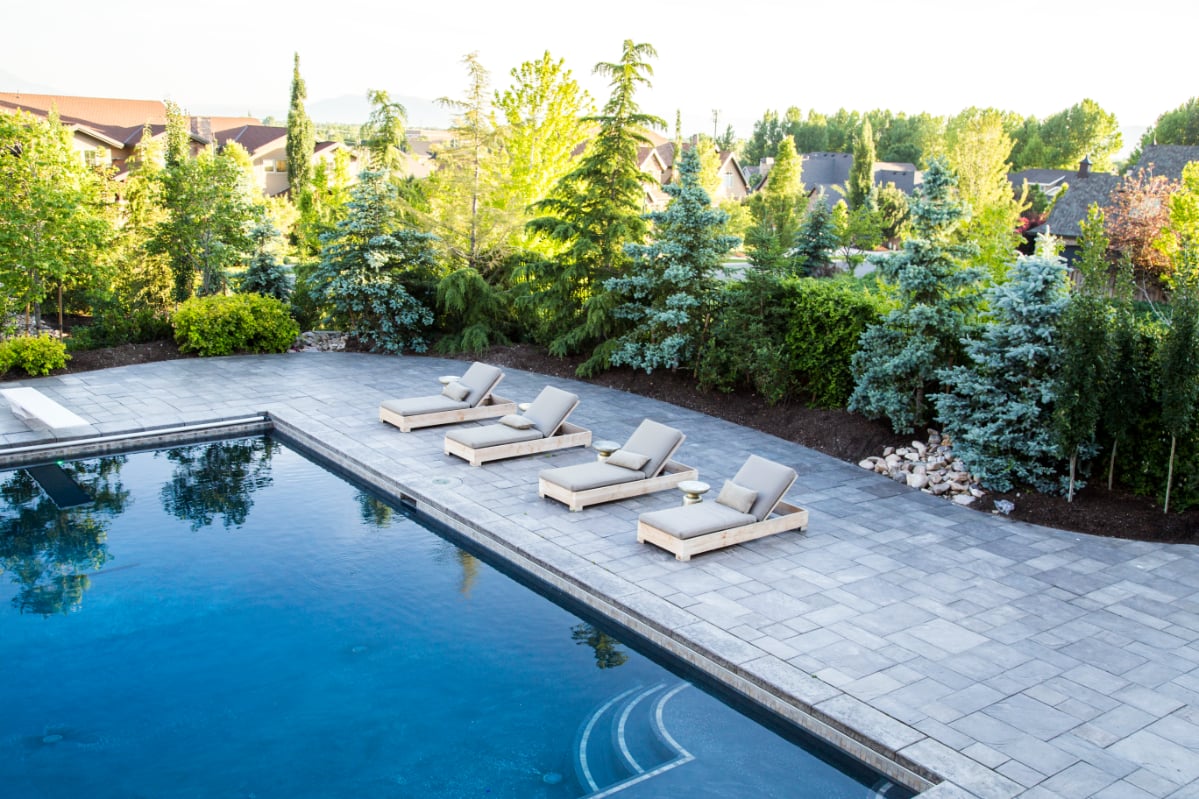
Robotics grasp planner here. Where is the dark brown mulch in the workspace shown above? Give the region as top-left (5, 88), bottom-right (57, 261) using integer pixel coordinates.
top-left (11, 338), bottom-right (1196, 543)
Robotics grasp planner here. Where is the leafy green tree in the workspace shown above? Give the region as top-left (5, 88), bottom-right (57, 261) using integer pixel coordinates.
top-left (743, 108), bottom-right (784, 165)
top-left (1053, 208), bottom-right (1111, 500)
top-left (876, 112), bottom-right (943, 166)
top-left (524, 39), bottom-right (664, 361)
top-left (743, 136), bottom-right (806, 274)
top-left (311, 170), bottom-right (436, 353)
top-left (792, 198), bottom-right (839, 276)
top-left (490, 51), bottom-right (591, 255)
top-left (0, 109), bottom-right (111, 331)
top-left (362, 89), bottom-right (407, 173)
top-left (163, 99), bottom-right (190, 168)
top-left (1038, 99), bottom-right (1122, 172)
top-left (944, 107), bottom-right (1025, 279)
top-left (152, 142), bottom-right (260, 300)
top-left (875, 181), bottom-right (910, 244)
top-left (848, 118), bottom-right (876, 209)
top-left (1159, 261), bottom-right (1199, 513)
top-left (933, 244), bottom-right (1072, 493)
top-left (296, 147), bottom-right (354, 257)
top-left (849, 157), bottom-right (983, 433)
top-left (1131, 97), bottom-right (1199, 162)
top-left (832, 199), bottom-right (884, 270)
top-left (1101, 256), bottom-right (1149, 489)
top-left (604, 147), bottom-right (739, 372)
top-left (286, 52), bottom-right (315, 199)
top-left (1161, 161), bottom-right (1199, 274)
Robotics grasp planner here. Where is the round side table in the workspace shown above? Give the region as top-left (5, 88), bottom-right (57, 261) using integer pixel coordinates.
top-left (678, 480), bottom-right (711, 505)
top-left (438, 375), bottom-right (461, 385)
top-left (593, 439), bottom-right (621, 462)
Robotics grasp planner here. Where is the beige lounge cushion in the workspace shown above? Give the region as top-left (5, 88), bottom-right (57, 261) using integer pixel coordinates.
top-left (715, 480), bottom-right (758, 514)
top-left (605, 448), bottom-right (649, 471)
top-left (621, 419), bottom-right (685, 478)
top-left (500, 414), bottom-right (534, 429)
top-left (458, 362), bottom-right (504, 407)
top-left (732, 455), bottom-right (798, 520)
top-left (539, 461), bottom-right (644, 492)
top-left (445, 424), bottom-right (543, 450)
top-left (381, 395), bottom-right (468, 416)
top-left (640, 502), bottom-right (755, 540)
top-left (441, 381), bottom-right (470, 402)
top-left (522, 386), bottom-right (579, 437)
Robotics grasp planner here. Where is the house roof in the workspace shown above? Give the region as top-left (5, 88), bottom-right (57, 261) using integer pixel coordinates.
top-left (1134, 145), bottom-right (1199, 181)
top-left (1031, 170), bottom-right (1120, 240)
top-left (214, 124), bottom-right (288, 155)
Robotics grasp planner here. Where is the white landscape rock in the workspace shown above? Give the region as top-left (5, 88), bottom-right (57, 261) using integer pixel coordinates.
top-left (863, 430), bottom-right (987, 508)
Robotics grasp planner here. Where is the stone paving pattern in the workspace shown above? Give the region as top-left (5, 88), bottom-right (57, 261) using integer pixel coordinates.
top-left (2, 352), bottom-right (1197, 798)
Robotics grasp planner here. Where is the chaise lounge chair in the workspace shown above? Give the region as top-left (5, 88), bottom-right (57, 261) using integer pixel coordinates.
top-left (379, 362), bottom-right (516, 432)
top-left (443, 385), bottom-right (592, 466)
top-left (636, 454), bottom-right (808, 561)
top-left (538, 419), bottom-right (697, 512)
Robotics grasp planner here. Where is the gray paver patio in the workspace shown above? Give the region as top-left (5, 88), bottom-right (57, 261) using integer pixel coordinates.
top-left (1, 352), bottom-right (1197, 798)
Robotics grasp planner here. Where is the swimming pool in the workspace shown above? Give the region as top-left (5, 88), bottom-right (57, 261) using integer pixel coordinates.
top-left (0, 436), bottom-right (914, 798)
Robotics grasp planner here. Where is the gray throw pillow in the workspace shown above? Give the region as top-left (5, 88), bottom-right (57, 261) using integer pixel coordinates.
top-left (716, 480), bottom-right (757, 514)
top-left (605, 448), bottom-right (649, 471)
top-left (441, 381), bottom-right (470, 402)
top-left (499, 414), bottom-right (534, 429)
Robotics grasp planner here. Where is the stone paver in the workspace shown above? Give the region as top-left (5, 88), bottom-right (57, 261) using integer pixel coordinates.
top-left (1, 352), bottom-right (1197, 798)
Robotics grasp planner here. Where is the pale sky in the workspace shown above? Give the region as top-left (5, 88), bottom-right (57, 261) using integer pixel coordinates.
top-left (3, 0), bottom-right (1193, 139)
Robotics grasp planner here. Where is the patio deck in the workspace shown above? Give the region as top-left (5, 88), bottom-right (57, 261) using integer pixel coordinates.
top-left (1, 352), bottom-right (1197, 798)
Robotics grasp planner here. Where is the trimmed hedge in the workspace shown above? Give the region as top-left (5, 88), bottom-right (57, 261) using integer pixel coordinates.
top-left (782, 277), bottom-right (892, 408)
top-left (172, 293), bottom-right (299, 357)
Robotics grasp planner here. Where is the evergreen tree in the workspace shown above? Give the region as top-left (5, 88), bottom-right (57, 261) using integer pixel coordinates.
top-left (240, 222), bottom-right (292, 301)
top-left (605, 147), bottom-right (739, 372)
top-left (362, 90), bottom-right (407, 173)
top-left (933, 244), bottom-right (1072, 493)
top-left (286, 53), bottom-right (315, 199)
top-left (524, 39), bottom-right (665, 363)
top-left (311, 171), bottom-right (436, 353)
top-left (848, 119), bottom-right (876, 210)
top-left (792, 198), bottom-right (839, 276)
top-left (743, 136), bottom-right (806, 274)
top-left (1052, 208), bottom-right (1111, 500)
top-left (1101, 256), bottom-right (1149, 489)
top-left (848, 157), bottom-right (983, 433)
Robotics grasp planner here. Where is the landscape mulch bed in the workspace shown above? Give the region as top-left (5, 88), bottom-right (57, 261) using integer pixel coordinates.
top-left (8, 338), bottom-right (1195, 543)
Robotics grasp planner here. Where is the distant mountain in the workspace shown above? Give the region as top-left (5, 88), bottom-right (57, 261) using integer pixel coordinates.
top-left (0, 68), bottom-right (60, 95)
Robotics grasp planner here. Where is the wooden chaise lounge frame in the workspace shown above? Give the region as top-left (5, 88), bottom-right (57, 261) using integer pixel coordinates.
top-left (636, 455), bottom-right (808, 561)
top-left (637, 499), bottom-right (808, 562)
top-left (538, 420), bottom-right (696, 512)
top-left (379, 362), bottom-right (516, 433)
top-left (443, 386), bottom-right (592, 467)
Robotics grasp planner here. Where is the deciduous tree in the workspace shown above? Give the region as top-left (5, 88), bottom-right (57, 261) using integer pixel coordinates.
top-left (1105, 167), bottom-right (1178, 287)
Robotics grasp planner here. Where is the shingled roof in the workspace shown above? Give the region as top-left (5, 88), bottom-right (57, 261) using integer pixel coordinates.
top-left (1031, 170), bottom-right (1120, 240)
top-left (1133, 145), bottom-right (1199, 181)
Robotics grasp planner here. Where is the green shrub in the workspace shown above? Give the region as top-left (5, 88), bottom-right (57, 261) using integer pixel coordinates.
top-left (68, 306), bottom-right (172, 350)
top-left (782, 276), bottom-right (891, 408)
top-left (696, 273), bottom-right (794, 404)
top-left (0, 334), bottom-right (70, 376)
top-left (171, 294), bottom-right (299, 357)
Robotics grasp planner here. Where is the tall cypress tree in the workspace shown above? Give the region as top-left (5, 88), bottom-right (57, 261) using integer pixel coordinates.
top-left (525, 39), bottom-right (665, 361)
top-left (848, 118), bottom-right (876, 210)
top-left (286, 52), bottom-right (315, 199)
top-left (1159, 260), bottom-right (1199, 513)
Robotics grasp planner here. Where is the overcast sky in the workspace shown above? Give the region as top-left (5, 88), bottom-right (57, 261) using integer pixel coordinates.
top-left (3, 0), bottom-right (1192, 139)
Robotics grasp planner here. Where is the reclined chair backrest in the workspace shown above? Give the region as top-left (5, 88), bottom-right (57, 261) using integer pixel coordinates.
top-left (522, 386), bottom-right (580, 437)
top-left (458, 362), bottom-right (504, 407)
top-left (621, 419), bottom-right (685, 479)
top-left (732, 455), bottom-right (798, 521)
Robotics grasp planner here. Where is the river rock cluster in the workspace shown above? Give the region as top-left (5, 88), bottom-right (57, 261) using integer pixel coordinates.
top-left (858, 430), bottom-right (987, 506)
top-left (292, 331), bottom-right (346, 352)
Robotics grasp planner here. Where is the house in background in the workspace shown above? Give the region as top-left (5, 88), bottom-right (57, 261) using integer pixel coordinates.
top-left (0, 92), bottom-right (357, 196)
top-left (636, 129), bottom-right (751, 210)
top-left (751, 151), bottom-right (922, 207)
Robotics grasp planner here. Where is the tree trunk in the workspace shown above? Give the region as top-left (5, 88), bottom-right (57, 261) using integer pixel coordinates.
top-left (1068, 453), bottom-right (1077, 503)
top-left (1108, 439), bottom-right (1117, 491)
top-left (1165, 435), bottom-right (1176, 514)
top-left (57, 282), bottom-right (64, 334)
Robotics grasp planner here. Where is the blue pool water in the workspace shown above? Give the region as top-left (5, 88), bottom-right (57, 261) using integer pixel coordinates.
top-left (0, 437), bottom-right (913, 798)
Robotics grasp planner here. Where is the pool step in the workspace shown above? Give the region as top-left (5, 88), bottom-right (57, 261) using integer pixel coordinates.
top-left (573, 681), bottom-right (694, 798)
